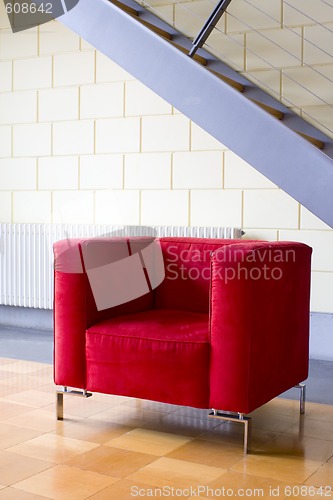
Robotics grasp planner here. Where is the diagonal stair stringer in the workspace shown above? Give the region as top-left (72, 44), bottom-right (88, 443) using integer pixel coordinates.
top-left (60, 0), bottom-right (333, 228)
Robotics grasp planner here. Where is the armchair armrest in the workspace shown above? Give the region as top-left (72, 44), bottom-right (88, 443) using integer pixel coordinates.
top-left (53, 239), bottom-right (87, 388)
top-left (209, 241), bottom-right (312, 414)
top-left (53, 237), bottom-right (154, 389)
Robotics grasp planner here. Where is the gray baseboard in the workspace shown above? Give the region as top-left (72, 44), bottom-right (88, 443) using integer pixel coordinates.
top-left (0, 306), bottom-right (332, 362)
top-left (310, 312), bottom-right (333, 361)
top-left (0, 305), bottom-right (53, 331)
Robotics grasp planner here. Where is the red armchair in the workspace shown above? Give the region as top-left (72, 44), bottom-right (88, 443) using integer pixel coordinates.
top-left (53, 237), bottom-right (312, 452)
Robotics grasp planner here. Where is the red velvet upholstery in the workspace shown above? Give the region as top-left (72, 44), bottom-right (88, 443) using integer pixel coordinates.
top-left (209, 242), bottom-right (312, 413)
top-left (86, 309), bottom-right (210, 407)
top-left (54, 237), bottom-right (312, 414)
top-left (155, 238), bottom-right (238, 313)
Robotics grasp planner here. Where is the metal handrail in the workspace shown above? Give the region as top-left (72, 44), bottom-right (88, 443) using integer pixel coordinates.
top-left (138, 0), bottom-right (333, 134)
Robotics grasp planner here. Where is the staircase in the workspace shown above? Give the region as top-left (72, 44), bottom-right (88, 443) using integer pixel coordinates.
top-left (59, 0), bottom-right (333, 227)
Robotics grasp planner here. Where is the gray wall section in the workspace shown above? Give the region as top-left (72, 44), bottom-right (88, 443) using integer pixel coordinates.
top-left (0, 305), bottom-right (332, 361)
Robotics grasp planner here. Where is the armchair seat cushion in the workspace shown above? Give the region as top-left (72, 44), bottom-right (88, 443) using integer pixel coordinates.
top-left (86, 309), bottom-right (210, 408)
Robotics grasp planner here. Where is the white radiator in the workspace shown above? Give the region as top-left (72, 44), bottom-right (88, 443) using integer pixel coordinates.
top-left (0, 223), bottom-right (243, 310)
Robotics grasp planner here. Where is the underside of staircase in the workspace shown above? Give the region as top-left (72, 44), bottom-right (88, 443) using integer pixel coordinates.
top-left (60, 0), bottom-right (333, 228)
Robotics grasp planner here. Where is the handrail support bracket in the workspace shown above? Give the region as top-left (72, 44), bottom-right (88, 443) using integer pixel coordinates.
top-left (189, 0), bottom-right (233, 58)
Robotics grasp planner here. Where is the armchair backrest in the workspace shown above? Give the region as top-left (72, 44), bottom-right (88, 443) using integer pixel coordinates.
top-left (54, 236), bottom-right (247, 317)
top-left (154, 238), bottom-right (244, 313)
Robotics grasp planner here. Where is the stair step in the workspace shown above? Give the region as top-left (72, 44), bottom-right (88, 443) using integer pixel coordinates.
top-left (111, 0), bottom-right (205, 64)
top-left (207, 72), bottom-right (286, 120)
top-left (208, 69), bottom-right (245, 92)
top-left (297, 131), bottom-right (324, 149)
top-left (110, 0), bottom-right (172, 40)
top-left (166, 39), bottom-right (207, 66)
top-left (249, 99), bottom-right (322, 147)
top-left (250, 99), bottom-right (284, 120)
top-left (136, 18), bottom-right (173, 40)
top-left (110, 0), bottom-right (138, 16)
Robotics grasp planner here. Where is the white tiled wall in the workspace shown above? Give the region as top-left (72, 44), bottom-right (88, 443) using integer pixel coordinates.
top-left (173, 151), bottom-right (223, 189)
top-left (124, 153), bottom-right (171, 189)
top-left (125, 81), bottom-right (172, 116)
top-left (95, 190), bottom-right (140, 225)
top-left (227, 0), bottom-right (281, 33)
top-left (0, 91), bottom-right (37, 124)
top-left (96, 53), bottom-right (133, 83)
top-left (191, 190), bottom-right (243, 227)
top-left (13, 191), bottom-right (51, 223)
top-left (38, 88), bottom-right (79, 122)
top-left (0, 27), bottom-right (38, 59)
top-left (300, 207), bottom-right (331, 231)
top-left (283, 0), bottom-right (333, 25)
top-left (0, 61), bottom-right (11, 91)
top-left (13, 57), bottom-right (52, 90)
top-left (0, 192), bottom-right (12, 222)
top-left (39, 22), bottom-right (80, 54)
top-left (53, 52), bottom-right (95, 87)
top-left (38, 156), bottom-right (79, 190)
top-left (0, 158), bottom-right (36, 190)
top-left (53, 121), bottom-right (94, 155)
top-left (243, 190), bottom-right (299, 229)
top-left (96, 117), bottom-right (141, 154)
top-left (303, 24), bottom-right (333, 66)
top-left (13, 123), bottom-right (51, 157)
top-left (0, 125), bottom-right (11, 157)
top-left (224, 151), bottom-right (276, 189)
top-left (52, 191), bottom-right (94, 224)
top-left (80, 155), bottom-right (123, 190)
top-left (80, 83), bottom-right (124, 119)
top-left (246, 28), bottom-right (302, 71)
top-left (141, 115), bottom-right (190, 152)
top-left (141, 190), bottom-right (189, 226)
top-left (0, 15), bottom-right (332, 313)
top-left (190, 122), bottom-right (227, 151)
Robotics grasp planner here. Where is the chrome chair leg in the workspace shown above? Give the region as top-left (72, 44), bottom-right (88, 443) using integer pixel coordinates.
top-left (56, 386), bottom-right (92, 420)
top-left (209, 410), bottom-right (252, 453)
top-left (56, 391), bottom-right (64, 420)
top-left (295, 383), bottom-right (306, 415)
top-left (209, 384), bottom-right (305, 452)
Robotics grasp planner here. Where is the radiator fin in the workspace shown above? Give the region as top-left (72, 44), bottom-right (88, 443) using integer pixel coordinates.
top-left (0, 224), bottom-right (242, 309)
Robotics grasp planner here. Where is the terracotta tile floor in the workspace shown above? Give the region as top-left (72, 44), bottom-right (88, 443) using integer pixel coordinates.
top-left (0, 358), bottom-right (332, 500)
